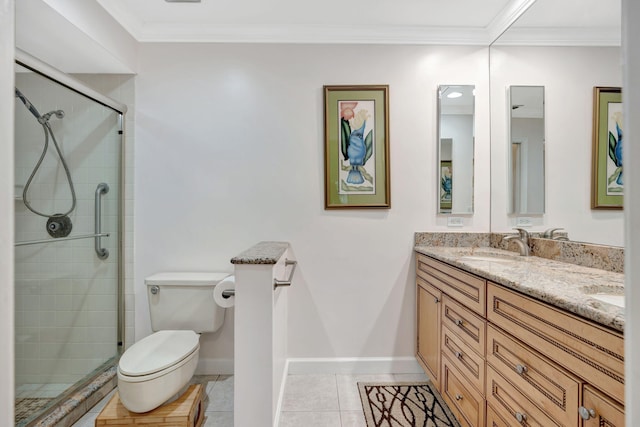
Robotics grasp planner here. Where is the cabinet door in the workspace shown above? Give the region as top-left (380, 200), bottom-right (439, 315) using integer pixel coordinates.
top-left (581, 385), bottom-right (624, 427)
top-left (417, 277), bottom-right (441, 390)
top-left (441, 355), bottom-right (485, 427)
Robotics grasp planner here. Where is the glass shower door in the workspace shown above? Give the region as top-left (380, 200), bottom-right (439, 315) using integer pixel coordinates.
top-left (14, 65), bottom-right (122, 426)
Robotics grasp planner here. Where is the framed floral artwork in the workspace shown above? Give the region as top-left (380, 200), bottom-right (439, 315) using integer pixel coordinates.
top-left (591, 86), bottom-right (623, 209)
top-left (323, 85), bottom-right (390, 209)
top-left (440, 161), bottom-right (452, 211)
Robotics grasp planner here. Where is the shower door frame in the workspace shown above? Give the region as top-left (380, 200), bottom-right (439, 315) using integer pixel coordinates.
top-left (14, 49), bottom-right (127, 396)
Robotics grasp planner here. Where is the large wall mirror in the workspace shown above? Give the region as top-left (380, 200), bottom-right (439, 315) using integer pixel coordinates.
top-left (438, 85), bottom-right (475, 214)
top-left (489, 0), bottom-right (622, 246)
top-left (509, 85), bottom-right (545, 215)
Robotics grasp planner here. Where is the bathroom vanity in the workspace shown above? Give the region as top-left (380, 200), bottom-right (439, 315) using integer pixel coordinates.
top-left (414, 246), bottom-right (624, 427)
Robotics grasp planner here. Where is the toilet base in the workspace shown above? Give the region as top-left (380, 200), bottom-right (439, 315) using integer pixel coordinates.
top-left (96, 383), bottom-right (204, 426)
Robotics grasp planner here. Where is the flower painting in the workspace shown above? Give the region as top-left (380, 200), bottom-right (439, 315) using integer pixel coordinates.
top-left (592, 86), bottom-right (623, 209)
top-left (440, 161), bottom-right (452, 211)
top-left (324, 85), bottom-right (390, 209)
top-left (606, 106), bottom-right (623, 195)
top-left (339, 100), bottom-right (375, 194)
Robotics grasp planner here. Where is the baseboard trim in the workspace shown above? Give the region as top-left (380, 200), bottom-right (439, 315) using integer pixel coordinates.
top-left (286, 357), bottom-right (423, 375)
top-left (196, 358), bottom-right (234, 375)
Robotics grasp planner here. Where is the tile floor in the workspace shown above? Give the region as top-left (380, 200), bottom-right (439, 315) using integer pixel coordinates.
top-left (71, 372), bottom-right (429, 427)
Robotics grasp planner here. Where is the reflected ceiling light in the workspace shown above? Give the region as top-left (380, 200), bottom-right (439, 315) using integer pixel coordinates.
top-left (447, 92), bottom-right (463, 99)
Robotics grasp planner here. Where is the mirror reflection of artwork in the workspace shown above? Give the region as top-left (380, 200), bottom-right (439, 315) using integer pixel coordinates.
top-left (440, 161), bottom-right (452, 211)
top-left (606, 104), bottom-right (623, 195)
top-left (591, 86), bottom-right (622, 209)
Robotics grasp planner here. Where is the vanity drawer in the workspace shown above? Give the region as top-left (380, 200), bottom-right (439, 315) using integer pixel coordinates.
top-left (581, 384), bottom-right (624, 427)
top-left (486, 365), bottom-right (560, 427)
top-left (442, 295), bottom-right (486, 356)
top-left (487, 283), bottom-right (624, 403)
top-left (442, 325), bottom-right (485, 395)
top-left (416, 254), bottom-right (486, 316)
top-left (486, 404), bottom-right (510, 427)
top-left (486, 324), bottom-right (580, 427)
top-left (441, 355), bottom-right (485, 427)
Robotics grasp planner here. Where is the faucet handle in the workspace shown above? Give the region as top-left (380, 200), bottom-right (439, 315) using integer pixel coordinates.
top-left (543, 227), bottom-right (563, 238)
top-left (513, 228), bottom-right (530, 239)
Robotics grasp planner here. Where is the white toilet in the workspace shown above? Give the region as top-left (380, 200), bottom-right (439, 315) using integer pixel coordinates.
top-left (117, 272), bottom-right (232, 413)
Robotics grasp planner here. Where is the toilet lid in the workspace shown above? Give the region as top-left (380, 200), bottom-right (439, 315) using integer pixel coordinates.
top-left (119, 330), bottom-right (199, 377)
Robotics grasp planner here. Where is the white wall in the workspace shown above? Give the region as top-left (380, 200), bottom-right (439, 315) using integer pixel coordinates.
top-left (135, 43), bottom-right (491, 364)
top-left (491, 46), bottom-right (623, 245)
top-left (0, 0), bottom-right (15, 423)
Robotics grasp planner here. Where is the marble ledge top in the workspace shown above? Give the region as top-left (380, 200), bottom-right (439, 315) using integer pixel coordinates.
top-left (231, 241), bottom-right (289, 264)
top-left (414, 245), bottom-right (625, 333)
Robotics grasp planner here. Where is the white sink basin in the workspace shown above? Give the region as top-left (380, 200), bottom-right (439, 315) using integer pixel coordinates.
top-left (588, 294), bottom-right (625, 308)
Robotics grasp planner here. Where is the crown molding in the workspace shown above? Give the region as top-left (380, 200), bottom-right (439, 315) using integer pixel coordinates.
top-left (133, 23), bottom-right (491, 45)
top-left (493, 27), bottom-right (621, 46)
top-left (486, 0), bottom-right (537, 44)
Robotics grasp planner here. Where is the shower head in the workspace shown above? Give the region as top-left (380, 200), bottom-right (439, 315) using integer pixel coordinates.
top-left (15, 87), bottom-right (42, 120)
top-left (41, 110), bottom-right (65, 122)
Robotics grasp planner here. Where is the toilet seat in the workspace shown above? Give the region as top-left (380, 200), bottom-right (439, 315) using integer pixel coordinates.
top-left (119, 330), bottom-right (199, 377)
top-left (117, 330), bottom-right (201, 412)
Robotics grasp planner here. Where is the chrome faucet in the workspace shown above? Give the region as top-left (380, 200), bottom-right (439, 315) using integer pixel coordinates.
top-left (504, 228), bottom-right (530, 256)
top-left (542, 227), bottom-right (564, 239)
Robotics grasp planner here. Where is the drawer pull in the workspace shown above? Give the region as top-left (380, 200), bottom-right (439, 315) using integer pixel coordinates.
top-left (454, 319), bottom-right (463, 326)
top-left (515, 412), bottom-right (527, 423)
top-left (579, 406), bottom-right (596, 420)
top-left (434, 297), bottom-right (440, 303)
top-left (515, 364), bottom-right (528, 375)
top-left (455, 394), bottom-right (463, 401)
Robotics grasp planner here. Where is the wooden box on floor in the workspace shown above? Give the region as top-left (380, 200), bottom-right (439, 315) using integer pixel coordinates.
top-left (95, 383), bottom-right (204, 427)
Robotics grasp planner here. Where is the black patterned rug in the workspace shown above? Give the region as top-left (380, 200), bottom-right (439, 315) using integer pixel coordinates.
top-left (358, 382), bottom-right (461, 427)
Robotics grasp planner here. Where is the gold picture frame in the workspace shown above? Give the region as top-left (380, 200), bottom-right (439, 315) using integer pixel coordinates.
top-left (323, 85), bottom-right (390, 209)
top-left (591, 86), bottom-right (623, 209)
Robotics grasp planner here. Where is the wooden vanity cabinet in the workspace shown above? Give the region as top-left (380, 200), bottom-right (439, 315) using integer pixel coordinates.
top-left (417, 276), bottom-right (442, 389)
top-left (415, 252), bottom-right (625, 427)
top-left (416, 254), bottom-right (487, 426)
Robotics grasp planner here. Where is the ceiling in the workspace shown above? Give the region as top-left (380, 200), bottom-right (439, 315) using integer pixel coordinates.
top-left (14, 0), bottom-right (621, 74)
top-left (94, 0), bottom-right (620, 45)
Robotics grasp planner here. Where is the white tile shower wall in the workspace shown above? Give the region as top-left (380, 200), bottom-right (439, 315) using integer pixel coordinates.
top-left (75, 74), bottom-right (136, 351)
top-left (14, 73), bottom-right (126, 386)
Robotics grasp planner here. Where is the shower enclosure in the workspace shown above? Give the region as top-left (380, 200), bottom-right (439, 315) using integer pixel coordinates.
top-left (13, 57), bottom-right (125, 426)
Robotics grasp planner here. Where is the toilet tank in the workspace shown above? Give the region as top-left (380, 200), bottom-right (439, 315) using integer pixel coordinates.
top-left (146, 272), bottom-right (231, 333)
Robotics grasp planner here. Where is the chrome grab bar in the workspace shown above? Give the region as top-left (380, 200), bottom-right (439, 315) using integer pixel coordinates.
top-left (274, 259), bottom-right (297, 289)
top-left (15, 232), bottom-right (110, 247)
top-left (95, 183), bottom-right (109, 260)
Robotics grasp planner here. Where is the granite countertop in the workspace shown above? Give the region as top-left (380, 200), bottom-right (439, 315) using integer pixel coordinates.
top-left (414, 245), bottom-right (625, 333)
top-left (231, 241), bottom-right (289, 264)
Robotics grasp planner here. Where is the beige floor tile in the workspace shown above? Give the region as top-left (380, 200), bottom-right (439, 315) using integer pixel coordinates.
top-left (336, 374), bottom-right (394, 411)
top-left (281, 374), bottom-right (339, 412)
top-left (205, 375), bottom-right (234, 412)
top-left (392, 372), bottom-right (429, 383)
top-left (279, 411), bottom-right (342, 427)
top-left (340, 410), bottom-right (367, 427)
top-left (203, 411), bottom-right (233, 427)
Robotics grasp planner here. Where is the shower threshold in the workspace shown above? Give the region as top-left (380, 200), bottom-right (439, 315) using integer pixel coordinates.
top-left (17, 358), bottom-right (118, 427)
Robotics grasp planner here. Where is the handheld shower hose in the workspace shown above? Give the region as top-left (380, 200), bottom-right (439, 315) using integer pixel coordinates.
top-left (15, 87), bottom-right (76, 219)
